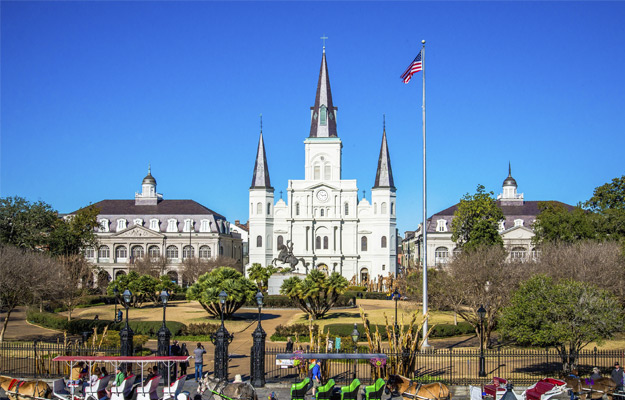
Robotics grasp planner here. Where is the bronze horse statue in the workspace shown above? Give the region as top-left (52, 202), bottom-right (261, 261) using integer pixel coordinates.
top-left (561, 374), bottom-right (617, 400)
top-left (272, 241), bottom-right (307, 272)
top-left (386, 374), bottom-right (451, 400)
top-left (0, 376), bottom-right (52, 400)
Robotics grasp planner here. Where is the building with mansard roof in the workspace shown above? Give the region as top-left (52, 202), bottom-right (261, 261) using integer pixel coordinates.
top-left (403, 165), bottom-right (575, 267)
top-left (248, 48), bottom-right (397, 283)
top-left (71, 168), bottom-right (243, 285)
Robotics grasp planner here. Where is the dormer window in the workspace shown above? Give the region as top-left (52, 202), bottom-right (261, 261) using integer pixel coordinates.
top-left (200, 219), bottom-right (210, 232)
top-left (436, 219), bottom-right (448, 232)
top-left (133, 218), bottom-right (143, 227)
top-left (149, 218), bottom-right (160, 231)
top-left (100, 219), bottom-right (109, 233)
top-left (167, 219), bottom-right (178, 232)
top-left (514, 219), bottom-right (524, 227)
top-left (183, 219), bottom-right (194, 232)
top-left (320, 105), bottom-right (327, 126)
top-left (116, 219), bottom-right (127, 231)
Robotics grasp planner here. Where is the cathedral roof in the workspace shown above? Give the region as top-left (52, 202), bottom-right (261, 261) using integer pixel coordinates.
top-left (373, 128), bottom-right (395, 189)
top-left (309, 49), bottom-right (338, 138)
top-left (250, 132), bottom-right (272, 189)
top-left (76, 199), bottom-right (226, 219)
top-left (142, 165), bottom-right (156, 185)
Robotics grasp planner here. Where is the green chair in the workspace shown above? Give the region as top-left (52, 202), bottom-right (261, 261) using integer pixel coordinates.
top-left (316, 379), bottom-right (335, 400)
top-left (340, 379), bottom-right (361, 400)
top-left (363, 378), bottom-right (385, 400)
top-left (291, 378), bottom-right (310, 400)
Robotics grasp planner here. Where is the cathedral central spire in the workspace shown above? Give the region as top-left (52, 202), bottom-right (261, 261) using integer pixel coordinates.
top-left (309, 49), bottom-right (338, 138)
top-left (373, 124), bottom-right (395, 189)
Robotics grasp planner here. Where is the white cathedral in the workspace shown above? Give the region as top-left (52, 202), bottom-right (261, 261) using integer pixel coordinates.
top-left (248, 48), bottom-right (397, 283)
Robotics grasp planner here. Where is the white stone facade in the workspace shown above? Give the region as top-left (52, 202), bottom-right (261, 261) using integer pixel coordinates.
top-left (248, 50), bottom-right (397, 283)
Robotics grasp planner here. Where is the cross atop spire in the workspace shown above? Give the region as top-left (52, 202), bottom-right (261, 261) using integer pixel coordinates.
top-left (320, 35), bottom-right (328, 53)
top-left (373, 123), bottom-right (396, 190)
top-left (309, 49), bottom-right (338, 138)
top-left (250, 131), bottom-right (273, 189)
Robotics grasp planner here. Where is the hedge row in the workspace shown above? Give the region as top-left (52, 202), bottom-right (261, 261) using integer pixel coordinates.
top-left (243, 295), bottom-right (356, 308)
top-left (27, 309), bottom-right (187, 337)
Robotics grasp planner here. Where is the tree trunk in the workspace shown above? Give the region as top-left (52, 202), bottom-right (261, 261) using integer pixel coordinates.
top-left (0, 308), bottom-right (13, 343)
top-left (453, 312), bottom-right (457, 326)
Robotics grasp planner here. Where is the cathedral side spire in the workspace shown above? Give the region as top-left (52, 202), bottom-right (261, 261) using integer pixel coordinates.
top-left (250, 131), bottom-right (272, 189)
top-left (373, 125), bottom-right (395, 189)
top-left (309, 49), bottom-right (338, 138)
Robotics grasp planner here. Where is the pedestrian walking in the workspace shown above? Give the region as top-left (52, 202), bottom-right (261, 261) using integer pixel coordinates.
top-left (180, 343), bottom-right (189, 376)
top-left (612, 362), bottom-right (623, 390)
top-left (193, 342), bottom-right (206, 382)
top-left (285, 337), bottom-right (294, 353)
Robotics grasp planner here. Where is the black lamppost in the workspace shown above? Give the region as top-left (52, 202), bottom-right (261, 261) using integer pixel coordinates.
top-left (120, 289), bottom-right (134, 356)
top-left (351, 323), bottom-right (360, 380)
top-left (113, 286), bottom-right (119, 321)
top-left (157, 289), bottom-right (171, 379)
top-left (210, 290), bottom-right (233, 381)
top-left (393, 288), bottom-right (401, 344)
top-left (251, 291), bottom-right (266, 387)
top-left (477, 304), bottom-right (486, 377)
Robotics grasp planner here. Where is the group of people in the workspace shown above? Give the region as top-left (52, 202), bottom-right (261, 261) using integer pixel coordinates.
top-left (169, 341), bottom-right (206, 382)
top-left (70, 362), bottom-right (155, 400)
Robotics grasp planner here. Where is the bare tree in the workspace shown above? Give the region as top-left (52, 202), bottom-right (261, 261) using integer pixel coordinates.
top-left (132, 256), bottom-right (168, 278)
top-left (181, 256), bottom-right (238, 285)
top-left (533, 241), bottom-right (625, 299)
top-left (0, 245), bottom-right (57, 342)
top-left (439, 246), bottom-right (525, 348)
top-left (52, 254), bottom-right (93, 321)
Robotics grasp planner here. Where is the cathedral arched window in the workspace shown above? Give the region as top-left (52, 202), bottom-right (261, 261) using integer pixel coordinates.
top-left (199, 246), bottom-right (211, 259)
top-left (381, 202), bottom-right (387, 214)
top-left (320, 209), bottom-right (324, 217)
top-left (131, 245), bottom-right (144, 260)
top-left (361, 236), bottom-right (368, 251)
top-left (324, 165), bottom-right (331, 180)
top-left (183, 245), bottom-right (194, 259)
top-left (391, 202), bottom-right (395, 215)
top-left (148, 245), bottom-right (160, 258)
top-left (323, 236), bottom-right (329, 249)
top-left (256, 235), bottom-right (262, 248)
top-left (295, 202), bottom-right (300, 216)
top-left (267, 203), bottom-right (271, 215)
top-left (381, 236), bottom-right (387, 248)
top-left (84, 247), bottom-right (95, 259)
top-left (256, 202), bottom-right (262, 215)
top-left (166, 245), bottom-right (178, 259)
top-left (374, 203), bottom-right (377, 214)
top-left (316, 236), bottom-right (321, 249)
top-left (344, 202), bottom-right (349, 216)
top-left (116, 246), bottom-right (127, 260)
top-left (314, 165), bottom-right (321, 180)
top-left (98, 246), bottom-right (110, 259)
top-left (277, 235), bottom-right (284, 248)
top-left (435, 247), bottom-right (449, 264)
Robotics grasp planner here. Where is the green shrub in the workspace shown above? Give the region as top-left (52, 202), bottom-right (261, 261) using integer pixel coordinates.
top-left (27, 309), bottom-right (186, 337)
top-left (181, 323), bottom-right (219, 336)
top-left (429, 322), bottom-right (474, 338)
top-left (346, 286), bottom-right (366, 292)
top-left (320, 322), bottom-right (474, 340)
top-left (272, 323), bottom-right (319, 340)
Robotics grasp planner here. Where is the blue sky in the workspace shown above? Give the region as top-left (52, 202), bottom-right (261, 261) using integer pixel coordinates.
top-left (2, 1), bottom-right (624, 235)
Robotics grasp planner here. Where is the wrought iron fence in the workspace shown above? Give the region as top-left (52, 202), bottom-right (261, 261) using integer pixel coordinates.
top-left (265, 346), bottom-right (625, 386)
top-left (0, 341), bottom-right (120, 378)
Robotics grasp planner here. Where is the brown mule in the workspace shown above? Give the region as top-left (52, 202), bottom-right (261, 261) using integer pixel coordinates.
top-left (386, 374), bottom-right (451, 400)
top-left (0, 375), bottom-right (52, 400)
top-left (561, 375), bottom-right (617, 400)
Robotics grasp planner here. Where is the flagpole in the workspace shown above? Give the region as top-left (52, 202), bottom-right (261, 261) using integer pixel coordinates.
top-left (421, 39), bottom-right (430, 349)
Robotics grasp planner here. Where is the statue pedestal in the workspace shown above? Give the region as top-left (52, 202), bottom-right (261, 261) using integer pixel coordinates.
top-left (268, 272), bottom-right (307, 295)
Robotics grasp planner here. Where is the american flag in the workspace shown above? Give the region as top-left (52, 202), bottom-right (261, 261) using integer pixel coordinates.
top-left (400, 50), bottom-right (423, 84)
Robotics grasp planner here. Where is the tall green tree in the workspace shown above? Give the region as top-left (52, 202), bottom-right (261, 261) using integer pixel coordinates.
top-left (186, 267), bottom-right (257, 318)
top-left (49, 205), bottom-right (100, 256)
top-left (248, 263), bottom-right (278, 290)
top-left (0, 196), bottom-right (57, 250)
top-left (500, 275), bottom-right (624, 371)
top-left (280, 270), bottom-right (349, 319)
top-left (451, 185), bottom-right (504, 250)
top-left (585, 175), bottom-right (625, 240)
top-left (532, 202), bottom-right (597, 244)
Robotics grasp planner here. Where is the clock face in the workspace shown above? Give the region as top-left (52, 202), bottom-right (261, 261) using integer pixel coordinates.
top-left (317, 189), bottom-right (329, 202)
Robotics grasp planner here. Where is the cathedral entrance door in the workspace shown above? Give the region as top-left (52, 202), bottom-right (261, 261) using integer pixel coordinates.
top-left (317, 263), bottom-right (329, 275)
top-left (360, 268), bottom-right (369, 283)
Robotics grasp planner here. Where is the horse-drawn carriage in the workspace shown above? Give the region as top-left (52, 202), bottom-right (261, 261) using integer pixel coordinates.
top-left (470, 377), bottom-right (569, 400)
